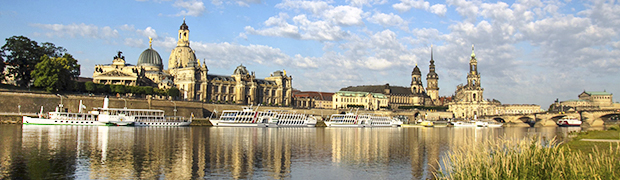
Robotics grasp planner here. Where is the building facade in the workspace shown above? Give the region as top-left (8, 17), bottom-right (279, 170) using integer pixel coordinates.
top-left (332, 91), bottom-right (389, 110)
top-left (292, 91), bottom-right (334, 109)
top-left (337, 46), bottom-right (439, 109)
top-left (93, 19), bottom-right (292, 105)
top-left (551, 91), bottom-right (618, 112)
top-left (448, 45), bottom-right (541, 118)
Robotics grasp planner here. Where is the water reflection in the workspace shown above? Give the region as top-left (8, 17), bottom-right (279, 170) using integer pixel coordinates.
top-left (0, 125), bottom-right (582, 179)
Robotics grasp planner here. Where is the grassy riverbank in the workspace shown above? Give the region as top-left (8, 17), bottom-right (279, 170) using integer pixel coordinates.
top-left (562, 125), bottom-right (620, 154)
top-left (435, 127), bottom-right (620, 179)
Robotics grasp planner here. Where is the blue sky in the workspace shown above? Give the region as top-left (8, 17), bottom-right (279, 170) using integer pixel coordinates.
top-left (1, 0), bottom-right (619, 108)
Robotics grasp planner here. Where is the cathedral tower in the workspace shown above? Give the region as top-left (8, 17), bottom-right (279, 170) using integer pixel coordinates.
top-left (411, 65), bottom-right (424, 94)
top-left (426, 45), bottom-right (439, 101)
top-left (466, 44), bottom-right (483, 102)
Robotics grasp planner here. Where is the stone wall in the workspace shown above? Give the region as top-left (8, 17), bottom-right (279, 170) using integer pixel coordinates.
top-left (0, 91), bottom-right (444, 124)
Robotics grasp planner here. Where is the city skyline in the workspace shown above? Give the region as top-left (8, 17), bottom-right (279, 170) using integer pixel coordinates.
top-left (1, 0), bottom-right (619, 108)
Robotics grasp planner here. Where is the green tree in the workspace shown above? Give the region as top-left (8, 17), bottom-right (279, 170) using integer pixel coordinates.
top-left (85, 81), bottom-right (96, 93)
top-left (1, 36), bottom-right (67, 87)
top-left (167, 87), bottom-right (180, 99)
top-left (31, 54), bottom-right (80, 92)
top-left (142, 86), bottom-right (154, 95)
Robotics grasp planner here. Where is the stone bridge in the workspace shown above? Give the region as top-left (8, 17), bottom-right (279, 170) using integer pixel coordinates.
top-left (481, 109), bottom-right (620, 127)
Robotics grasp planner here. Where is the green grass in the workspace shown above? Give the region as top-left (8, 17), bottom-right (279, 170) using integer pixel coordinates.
top-left (434, 137), bottom-right (620, 179)
top-left (561, 125), bottom-right (620, 154)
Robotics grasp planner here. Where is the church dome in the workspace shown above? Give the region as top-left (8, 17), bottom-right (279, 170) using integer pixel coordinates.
top-left (412, 65), bottom-right (421, 75)
top-left (138, 48), bottom-right (163, 69)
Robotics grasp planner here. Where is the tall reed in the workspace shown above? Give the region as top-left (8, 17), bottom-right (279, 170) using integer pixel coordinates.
top-left (434, 137), bottom-right (620, 179)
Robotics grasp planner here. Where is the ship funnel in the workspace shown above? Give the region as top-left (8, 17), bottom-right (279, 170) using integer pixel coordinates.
top-left (103, 96), bottom-right (109, 109)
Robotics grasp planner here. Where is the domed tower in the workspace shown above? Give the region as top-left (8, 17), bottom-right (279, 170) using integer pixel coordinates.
top-left (138, 37), bottom-right (163, 72)
top-left (426, 45), bottom-right (439, 102)
top-left (168, 18), bottom-right (197, 69)
top-left (411, 64), bottom-right (424, 94)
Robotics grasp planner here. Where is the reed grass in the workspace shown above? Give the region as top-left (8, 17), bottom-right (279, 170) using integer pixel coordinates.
top-left (434, 137), bottom-right (620, 180)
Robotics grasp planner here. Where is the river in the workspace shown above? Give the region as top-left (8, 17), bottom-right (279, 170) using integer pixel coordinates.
top-left (0, 125), bottom-right (582, 179)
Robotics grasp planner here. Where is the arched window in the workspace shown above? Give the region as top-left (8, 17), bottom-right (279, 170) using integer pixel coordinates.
top-left (473, 93), bottom-right (477, 101)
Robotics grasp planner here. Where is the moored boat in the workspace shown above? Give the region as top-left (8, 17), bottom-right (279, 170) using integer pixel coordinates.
top-left (325, 113), bottom-right (402, 127)
top-left (23, 97), bottom-right (192, 127)
top-left (420, 120), bottom-right (434, 127)
top-left (210, 106), bottom-right (317, 127)
top-left (557, 116), bottom-right (582, 127)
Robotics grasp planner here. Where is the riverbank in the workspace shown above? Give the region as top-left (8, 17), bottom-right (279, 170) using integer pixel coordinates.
top-left (562, 125), bottom-right (620, 154)
top-left (435, 126), bottom-right (620, 179)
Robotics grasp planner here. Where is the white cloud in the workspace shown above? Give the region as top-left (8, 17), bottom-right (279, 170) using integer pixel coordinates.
top-left (137, 27), bottom-right (159, 39)
top-left (190, 41), bottom-right (291, 68)
top-left (367, 12), bottom-right (407, 28)
top-left (31, 23), bottom-right (119, 39)
top-left (393, 0), bottom-right (429, 12)
top-left (120, 24), bottom-right (135, 31)
top-left (124, 38), bottom-right (145, 48)
top-left (429, 4), bottom-right (447, 16)
top-left (346, 0), bottom-right (387, 7)
top-left (275, 0), bottom-right (331, 15)
top-left (245, 13), bottom-right (350, 41)
top-left (393, 0), bottom-right (446, 16)
top-left (446, 0), bottom-right (479, 22)
top-left (173, 0), bottom-right (206, 17)
top-left (323, 6), bottom-right (365, 26)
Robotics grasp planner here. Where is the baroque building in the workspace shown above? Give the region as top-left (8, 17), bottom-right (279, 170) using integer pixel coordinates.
top-left (337, 46), bottom-right (438, 109)
top-left (332, 91), bottom-right (389, 110)
top-left (448, 45), bottom-right (497, 118)
top-left (92, 19), bottom-right (292, 106)
top-left (551, 91), bottom-right (619, 112)
top-left (448, 45), bottom-right (542, 118)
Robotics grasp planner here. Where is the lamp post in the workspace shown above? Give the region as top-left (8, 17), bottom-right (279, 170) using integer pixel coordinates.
top-left (120, 98), bottom-right (127, 109)
top-left (56, 94), bottom-right (63, 110)
top-left (171, 100), bottom-right (177, 116)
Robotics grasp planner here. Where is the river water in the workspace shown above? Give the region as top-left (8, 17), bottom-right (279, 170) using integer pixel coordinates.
top-left (0, 125), bottom-right (581, 179)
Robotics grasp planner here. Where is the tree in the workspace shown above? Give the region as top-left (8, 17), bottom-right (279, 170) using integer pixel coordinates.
top-left (31, 54), bottom-right (80, 92)
top-left (85, 81), bottom-right (96, 93)
top-left (167, 87), bottom-right (180, 99)
top-left (1, 36), bottom-right (67, 87)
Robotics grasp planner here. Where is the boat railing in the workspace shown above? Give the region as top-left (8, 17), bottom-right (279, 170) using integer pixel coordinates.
top-left (49, 112), bottom-right (99, 121)
top-left (166, 116), bottom-right (189, 122)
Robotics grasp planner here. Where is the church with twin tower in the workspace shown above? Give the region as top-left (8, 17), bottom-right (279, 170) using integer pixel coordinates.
top-left (93, 19), bottom-right (293, 106)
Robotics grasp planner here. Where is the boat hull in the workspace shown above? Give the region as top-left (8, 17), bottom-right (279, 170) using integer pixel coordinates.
top-left (133, 121), bottom-right (192, 127)
top-left (22, 116), bottom-right (108, 126)
top-left (209, 120), bottom-right (259, 127)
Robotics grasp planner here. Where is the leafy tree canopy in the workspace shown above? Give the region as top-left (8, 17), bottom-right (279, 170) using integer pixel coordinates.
top-left (1, 36), bottom-right (67, 87)
top-left (31, 54), bottom-right (80, 92)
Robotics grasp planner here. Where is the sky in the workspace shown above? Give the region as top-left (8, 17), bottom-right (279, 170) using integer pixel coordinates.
top-left (1, 0), bottom-right (619, 108)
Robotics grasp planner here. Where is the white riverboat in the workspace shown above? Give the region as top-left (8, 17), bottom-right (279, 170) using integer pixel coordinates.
top-left (451, 120), bottom-right (503, 127)
top-left (325, 113), bottom-right (402, 127)
top-left (210, 106), bottom-right (317, 127)
top-left (23, 97), bottom-right (192, 126)
top-left (557, 116), bottom-right (582, 127)
top-left (23, 110), bottom-right (107, 126)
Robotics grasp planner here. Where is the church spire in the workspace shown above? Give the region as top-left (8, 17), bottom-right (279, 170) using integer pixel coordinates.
top-left (430, 44), bottom-right (434, 63)
top-left (471, 44), bottom-right (476, 57)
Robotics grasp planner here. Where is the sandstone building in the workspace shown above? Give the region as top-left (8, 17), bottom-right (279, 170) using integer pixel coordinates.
top-left (93, 19), bottom-right (292, 106)
top-left (332, 91), bottom-right (389, 110)
top-left (551, 91), bottom-right (619, 112)
top-left (448, 45), bottom-right (541, 118)
top-left (336, 46), bottom-right (440, 109)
